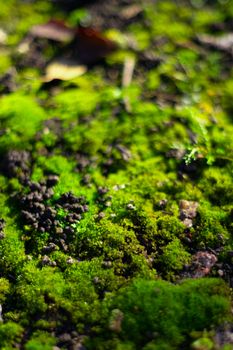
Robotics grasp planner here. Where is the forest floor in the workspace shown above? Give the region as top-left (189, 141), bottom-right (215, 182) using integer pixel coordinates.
top-left (0, 0), bottom-right (233, 349)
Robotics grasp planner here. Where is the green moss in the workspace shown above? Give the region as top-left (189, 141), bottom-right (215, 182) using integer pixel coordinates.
top-left (199, 168), bottom-right (233, 206)
top-left (89, 278), bottom-right (231, 350)
top-left (36, 155), bottom-right (74, 175)
top-left (0, 93), bottom-right (46, 151)
top-left (0, 0), bottom-right (233, 349)
top-left (53, 88), bottom-right (99, 120)
top-left (194, 203), bottom-right (229, 248)
top-left (160, 238), bottom-right (191, 274)
top-left (191, 337), bottom-right (214, 350)
top-left (0, 322), bottom-right (23, 349)
top-left (25, 331), bottom-right (56, 350)
top-left (0, 278), bottom-right (10, 303)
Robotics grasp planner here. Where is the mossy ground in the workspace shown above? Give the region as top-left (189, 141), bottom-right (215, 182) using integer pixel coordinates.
top-left (0, 0), bottom-right (233, 349)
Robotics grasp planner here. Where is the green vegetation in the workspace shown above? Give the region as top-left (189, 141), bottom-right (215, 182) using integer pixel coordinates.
top-left (0, 0), bottom-right (233, 349)
top-left (88, 278), bottom-right (231, 350)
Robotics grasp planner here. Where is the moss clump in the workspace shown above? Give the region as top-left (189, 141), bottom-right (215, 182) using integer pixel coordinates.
top-left (159, 238), bottom-right (191, 276)
top-left (0, 322), bottom-right (23, 349)
top-left (89, 278), bottom-right (231, 350)
top-left (0, 278), bottom-right (10, 303)
top-left (0, 94), bottom-right (46, 151)
top-left (25, 331), bottom-right (56, 350)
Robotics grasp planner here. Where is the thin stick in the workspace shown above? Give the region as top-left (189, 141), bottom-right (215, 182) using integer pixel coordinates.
top-left (122, 56), bottom-right (135, 87)
top-left (122, 56), bottom-right (136, 112)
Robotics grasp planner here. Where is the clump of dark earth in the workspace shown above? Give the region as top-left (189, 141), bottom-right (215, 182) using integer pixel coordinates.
top-left (36, 118), bottom-right (63, 141)
top-left (100, 143), bottom-right (131, 175)
top-left (1, 150), bottom-right (31, 180)
top-left (178, 158), bottom-right (207, 180)
top-left (17, 177), bottom-right (89, 258)
top-left (95, 186), bottom-right (112, 210)
top-left (0, 68), bottom-right (17, 93)
top-left (75, 153), bottom-right (97, 173)
top-left (17, 37), bottom-right (48, 69)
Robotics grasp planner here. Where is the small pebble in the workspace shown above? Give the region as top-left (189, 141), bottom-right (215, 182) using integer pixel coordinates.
top-left (126, 203), bottom-right (136, 210)
top-left (158, 199), bottom-right (168, 208)
top-left (102, 261), bottom-right (112, 269)
top-left (67, 257), bottom-right (75, 264)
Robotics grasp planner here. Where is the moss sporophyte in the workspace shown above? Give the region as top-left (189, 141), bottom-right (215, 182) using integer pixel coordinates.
top-left (0, 0), bottom-right (233, 349)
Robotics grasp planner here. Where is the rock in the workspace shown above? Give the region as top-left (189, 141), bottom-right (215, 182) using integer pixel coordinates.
top-left (188, 251), bottom-right (217, 278)
top-left (60, 239), bottom-right (68, 252)
top-left (66, 257), bottom-right (75, 264)
top-left (179, 200), bottom-right (198, 227)
top-left (102, 261), bottom-right (112, 269)
top-left (179, 200), bottom-right (198, 219)
top-left (93, 276), bottom-right (100, 284)
top-left (214, 324), bottom-right (233, 347)
top-left (41, 255), bottom-right (51, 265)
top-left (126, 203), bottom-right (136, 210)
top-left (158, 199), bottom-right (168, 208)
top-left (97, 187), bottom-right (109, 195)
top-left (96, 212), bottom-right (105, 221)
top-left (42, 243), bottom-right (57, 253)
top-left (41, 255), bottom-right (56, 267)
top-left (182, 218), bottom-right (193, 228)
top-left (59, 333), bottom-right (72, 343)
top-left (55, 227), bottom-right (63, 235)
top-left (166, 148), bottom-right (186, 160)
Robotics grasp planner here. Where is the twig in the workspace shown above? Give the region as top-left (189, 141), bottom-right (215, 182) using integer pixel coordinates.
top-left (122, 56), bottom-right (136, 112)
top-left (122, 56), bottom-right (135, 87)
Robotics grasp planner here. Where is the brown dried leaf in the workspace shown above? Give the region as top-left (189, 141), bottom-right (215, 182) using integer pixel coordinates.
top-left (73, 26), bottom-right (118, 64)
top-left (31, 20), bottom-right (75, 43)
top-left (29, 20), bottom-right (118, 64)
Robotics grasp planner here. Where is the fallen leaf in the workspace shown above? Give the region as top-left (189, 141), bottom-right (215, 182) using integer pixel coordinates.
top-left (42, 58), bottom-right (86, 82)
top-left (28, 20), bottom-right (118, 64)
top-left (72, 26), bottom-right (118, 64)
top-left (31, 20), bottom-right (75, 43)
